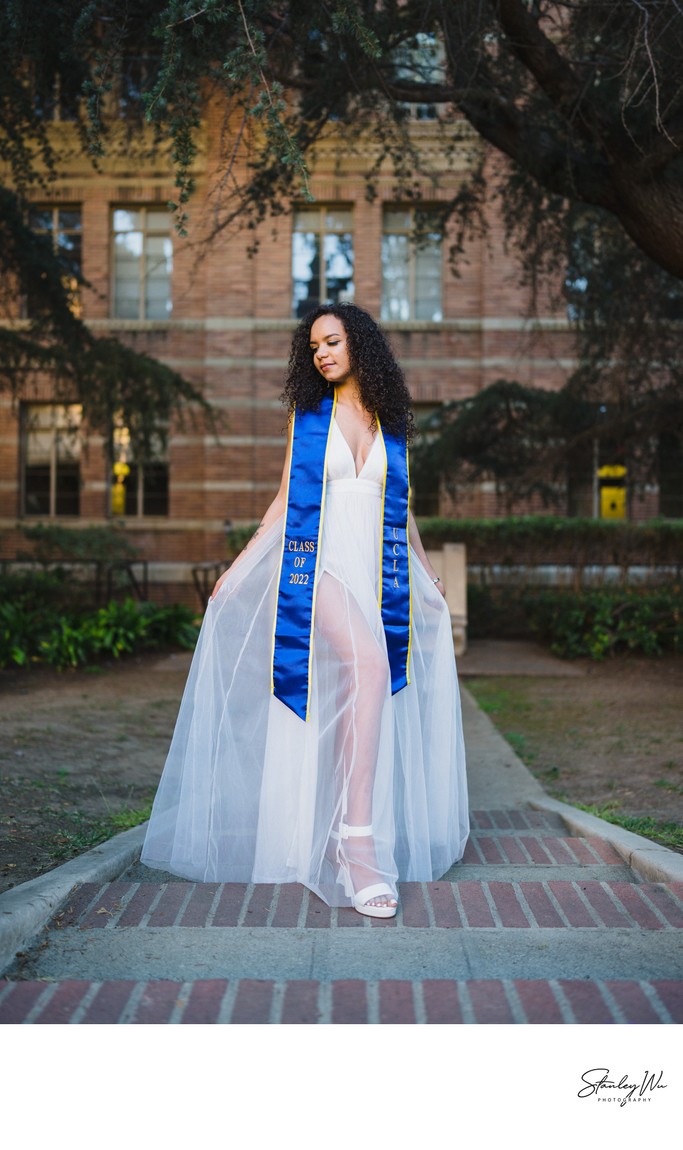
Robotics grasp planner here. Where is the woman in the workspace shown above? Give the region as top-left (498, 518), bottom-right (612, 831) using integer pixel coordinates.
top-left (141, 303), bottom-right (469, 918)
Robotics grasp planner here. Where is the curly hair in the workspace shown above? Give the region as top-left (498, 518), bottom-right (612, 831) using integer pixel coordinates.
top-left (281, 303), bottom-right (414, 440)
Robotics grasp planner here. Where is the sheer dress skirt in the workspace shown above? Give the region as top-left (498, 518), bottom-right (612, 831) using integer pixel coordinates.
top-left (141, 453), bottom-right (469, 906)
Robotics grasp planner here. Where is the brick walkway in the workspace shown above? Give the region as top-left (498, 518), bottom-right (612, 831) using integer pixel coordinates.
top-left (2, 808), bottom-right (682, 1023)
top-left (2, 975), bottom-right (682, 1024)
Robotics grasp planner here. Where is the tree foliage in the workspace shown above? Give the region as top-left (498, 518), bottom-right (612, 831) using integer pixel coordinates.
top-left (410, 380), bottom-right (596, 509)
top-left (0, 1), bottom-right (211, 455)
top-left (3, 1), bottom-right (683, 480)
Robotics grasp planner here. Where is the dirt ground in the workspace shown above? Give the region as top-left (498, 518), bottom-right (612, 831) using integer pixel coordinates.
top-left (463, 653), bottom-right (683, 834)
top-left (0, 651), bottom-right (191, 894)
top-left (1, 646), bottom-right (682, 894)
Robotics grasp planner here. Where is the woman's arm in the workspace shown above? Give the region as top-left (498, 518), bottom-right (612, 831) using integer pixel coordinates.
top-left (210, 419), bottom-right (293, 599)
top-left (409, 512), bottom-right (445, 598)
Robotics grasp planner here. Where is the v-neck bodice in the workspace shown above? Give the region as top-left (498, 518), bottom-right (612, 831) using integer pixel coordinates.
top-left (327, 418), bottom-right (384, 485)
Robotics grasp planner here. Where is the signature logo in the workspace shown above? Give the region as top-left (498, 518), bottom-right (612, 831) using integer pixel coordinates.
top-left (578, 1069), bottom-right (667, 1106)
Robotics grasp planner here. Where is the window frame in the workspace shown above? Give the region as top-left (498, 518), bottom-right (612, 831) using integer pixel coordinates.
top-left (111, 205), bottom-right (173, 321)
top-left (381, 205), bottom-right (443, 323)
top-left (291, 204), bottom-right (355, 318)
top-left (110, 416), bottom-right (169, 518)
top-left (26, 203), bottom-right (83, 318)
top-left (32, 73), bottom-right (80, 123)
top-left (20, 402), bottom-right (83, 519)
top-left (391, 31), bottom-right (447, 122)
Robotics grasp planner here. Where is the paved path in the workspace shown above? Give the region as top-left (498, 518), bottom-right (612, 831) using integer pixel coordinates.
top-left (1, 676), bottom-right (682, 1024)
top-left (457, 637), bottom-right (588, 677)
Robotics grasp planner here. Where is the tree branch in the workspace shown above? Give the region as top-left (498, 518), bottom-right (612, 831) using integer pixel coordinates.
top-left (495, 0), bottom-right (604, 140)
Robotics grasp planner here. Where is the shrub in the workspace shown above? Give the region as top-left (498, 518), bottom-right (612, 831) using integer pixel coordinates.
top-left (139, 602), bottom-right (200, 650)
top-left (0, 569), bottom-right (84, 614)
top-left (0, 600), bottom-right (55, 666)
top-left (39, 617), bottom-right (92, 668)
top-left (466, 583), bottom-right (529, 639)
top-left (0, 598), bottom-right (200, 670)
top-left (467, 584), bottom-right (683, 658)
top-left (81, 599), bottom-right (150, 660)
top-left (523, 587), bottom-right (683, 659)
top-left (16, 522), bottom-right (140, 565)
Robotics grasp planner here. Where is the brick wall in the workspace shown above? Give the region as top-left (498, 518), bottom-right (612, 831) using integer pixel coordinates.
top-left (0, 111), bottom-right (668, 575)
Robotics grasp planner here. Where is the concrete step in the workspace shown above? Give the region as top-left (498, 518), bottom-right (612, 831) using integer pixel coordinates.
top-left (6, 876), bottom-right (682, 985)
top-left (3, 803), bottom-right (681, 1022)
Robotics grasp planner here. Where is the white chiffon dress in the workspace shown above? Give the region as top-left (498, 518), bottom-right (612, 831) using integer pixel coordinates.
top-left (141, 417), bottom-right (469, 906)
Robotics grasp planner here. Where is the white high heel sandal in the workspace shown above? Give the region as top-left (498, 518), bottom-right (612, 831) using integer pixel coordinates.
top-left (332, 823), bottom-right (398, 919)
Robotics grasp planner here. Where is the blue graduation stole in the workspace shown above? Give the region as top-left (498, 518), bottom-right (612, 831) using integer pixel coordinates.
top-left (271, 390), bottom-right (412, 721)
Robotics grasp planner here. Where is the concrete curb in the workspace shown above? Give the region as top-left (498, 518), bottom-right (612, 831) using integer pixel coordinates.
top-left (459, 685), bottom-right (683, 885)
top-left (0, 822), bottom-right (148, 975)
top-left (531, 796), bottom-right (683, 884)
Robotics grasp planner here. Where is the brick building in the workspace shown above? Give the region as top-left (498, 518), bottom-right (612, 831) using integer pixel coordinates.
top-left (0, 100), bottom-right (664, 602)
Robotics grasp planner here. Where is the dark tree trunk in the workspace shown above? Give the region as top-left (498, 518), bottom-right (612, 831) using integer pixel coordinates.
top-left (613, 169), bottom-right (683, 280)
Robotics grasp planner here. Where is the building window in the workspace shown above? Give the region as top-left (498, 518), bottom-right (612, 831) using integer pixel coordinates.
top-left (391, 32), bottom-right (446, 121)
top-left (111, 418), bottom-right (169, 517)
top-left (28, 205), bottom-right (82, 317)
top-left (33, 74), bottom-right (79, 123)
top-left (112, 208), bottom-right (173, 320)
top-left (22, 404), bottom-right (82, 517)
top-left (292, 206), bottom-right (354, 318)
top-left (381, 207), bottom-right (442, 322)
top-left (118, 56), bottom-right (161, 119)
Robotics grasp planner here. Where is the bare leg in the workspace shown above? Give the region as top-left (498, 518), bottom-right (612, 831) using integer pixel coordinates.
top-left (315, 573), bottom-right (396, 910)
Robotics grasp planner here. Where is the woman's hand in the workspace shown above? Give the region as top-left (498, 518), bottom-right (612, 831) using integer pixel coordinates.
top-left (409, 512), bottom-right (446, 600)
top-left (210, 568), bottom-right (231, 600)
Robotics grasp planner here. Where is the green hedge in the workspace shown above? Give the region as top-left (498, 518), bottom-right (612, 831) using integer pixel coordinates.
top-left (468, 584), bottom-right (683, 659)
top-left (227, 515), bottom-right (683, 568)
top-left (416, 515), bottom-right (683, 568)
top-left (15, 522), bottom-right (140, 565)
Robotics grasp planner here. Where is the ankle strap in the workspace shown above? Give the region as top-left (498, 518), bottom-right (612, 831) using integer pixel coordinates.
top-left (338, 823), bottom-right (373, 839)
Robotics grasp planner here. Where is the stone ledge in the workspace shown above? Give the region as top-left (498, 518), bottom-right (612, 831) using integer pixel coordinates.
top-left (0, 823), bottom-right (148, 976)
top-left (531, 797), bottom-right (683, 884)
